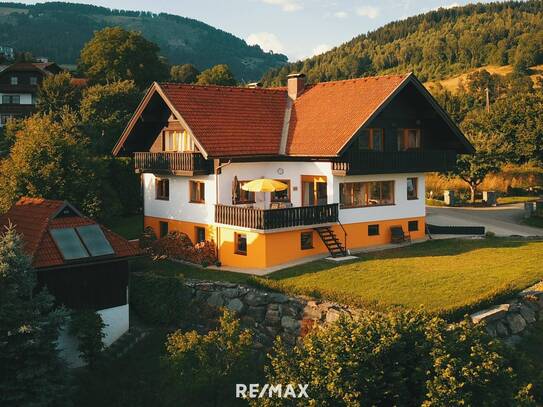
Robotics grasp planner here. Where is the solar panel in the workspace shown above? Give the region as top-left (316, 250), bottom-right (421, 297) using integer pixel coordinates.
top-left (76, 225), bottom-right (114, 257)
top-left (50, 228), bottom-right (90, 260)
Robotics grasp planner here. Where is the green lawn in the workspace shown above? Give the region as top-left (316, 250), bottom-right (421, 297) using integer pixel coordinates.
top-left (257, 238), bottom-right (543, 318)
top-left (105, 214), bottom-right (143, 240)
top-left (131, 256), bottom-right (254, 285)
top-left (523, 216), bottom-right (543, 229)
top-left (497, 196), bottom-right (539, 205)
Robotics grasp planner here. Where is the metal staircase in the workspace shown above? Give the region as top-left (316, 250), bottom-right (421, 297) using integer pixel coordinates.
top-left (314, 226), bottom-right (347, 258)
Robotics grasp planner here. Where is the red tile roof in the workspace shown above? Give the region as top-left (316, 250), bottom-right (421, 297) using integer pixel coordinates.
top-left (159, 83), bottom-right (288, 157)
top-left (286, 75), bottom-right (408, 156)
top-left (0, 197), bottom-right (140, 269)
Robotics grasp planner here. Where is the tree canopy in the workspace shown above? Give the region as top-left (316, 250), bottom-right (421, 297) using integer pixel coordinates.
top-left (170, 64), bottom-right (200, 84)
top-left (261, 0), bottom-right (543, 85)
top-left (36, 72), bottom-right (82, 117)
top-left (0, 225), bottom-right (69, 407)
top-left (79, 27), bottom-right (169, 89)
top-left (196, 64), bottom-right (237, 86)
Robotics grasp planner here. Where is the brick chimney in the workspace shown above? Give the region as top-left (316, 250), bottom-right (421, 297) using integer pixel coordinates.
top-left (287, 73), bottom-right (306, 100)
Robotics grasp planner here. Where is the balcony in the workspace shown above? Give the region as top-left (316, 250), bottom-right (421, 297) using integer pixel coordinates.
top-left (134, 152), bottom-right (212, 176)
top-left (215, 203), bottom-right (339, 230)
top-left (332, 149), bottom-right (458, 176)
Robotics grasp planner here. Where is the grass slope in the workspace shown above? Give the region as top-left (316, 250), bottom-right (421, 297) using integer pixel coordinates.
top-left (425, 64), bottom-right (543, 93)
top-left (259, 238), bottom-right (543, 318)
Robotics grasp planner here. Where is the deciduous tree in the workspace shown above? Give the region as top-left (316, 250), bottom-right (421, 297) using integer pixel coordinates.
top-left (79, 27), bottom-right (168, 89)
top-left (170, 64), bottom-right (200, 84)
top-left (196, 64), bottom-right (237, 86)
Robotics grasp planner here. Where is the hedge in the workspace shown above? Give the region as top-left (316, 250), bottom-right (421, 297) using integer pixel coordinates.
top-left (129, 272), bottom-right (190, 325)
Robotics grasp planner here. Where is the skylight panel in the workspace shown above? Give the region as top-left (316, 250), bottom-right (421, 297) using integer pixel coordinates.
top-left (49, 228), bottom-right (89, 260)
top-left (76, 225), bottom-right (114, 257)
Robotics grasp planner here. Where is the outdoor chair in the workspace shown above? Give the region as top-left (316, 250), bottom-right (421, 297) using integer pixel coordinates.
top-left (390, 225), bottom-right (411, 244)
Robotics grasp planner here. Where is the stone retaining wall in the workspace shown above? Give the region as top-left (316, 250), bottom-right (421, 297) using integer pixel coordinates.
top-left (470, 287), bottom-right (543, 346)
top-left (187, 279), bottom-right (543, 349)
top-left (186, 279), bottom-right (358, 349)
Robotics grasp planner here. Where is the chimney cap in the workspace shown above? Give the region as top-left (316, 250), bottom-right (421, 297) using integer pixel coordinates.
top-left (287, 72), bottom-right (306, 79)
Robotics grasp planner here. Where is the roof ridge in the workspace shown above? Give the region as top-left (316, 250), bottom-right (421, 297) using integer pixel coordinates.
top-left (158, 82), bottom-right (287, 93)
top-left (308, 73), bottom-right (411, 87)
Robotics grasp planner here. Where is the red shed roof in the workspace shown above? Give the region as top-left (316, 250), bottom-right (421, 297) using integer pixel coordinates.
top-left (0, 197), bottom-right (139, 269)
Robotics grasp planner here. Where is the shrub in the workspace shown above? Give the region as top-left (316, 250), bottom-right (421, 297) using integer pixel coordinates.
top-left (69, 309), bottom-right (106, 366)
top-left (146, 231), bottom-right (218, 266)
top-left (163, 309), bottom-right (257, 406)
top-left (129, 272), bottom-right (189, 325)
top-left (257, 310), bottom-right (535, 406)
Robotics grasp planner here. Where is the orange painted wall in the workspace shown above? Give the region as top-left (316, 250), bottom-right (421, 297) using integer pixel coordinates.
top-left (144, 216), bottom-right (214, 244)
top-left (144, 215), bottom-right (425, 270)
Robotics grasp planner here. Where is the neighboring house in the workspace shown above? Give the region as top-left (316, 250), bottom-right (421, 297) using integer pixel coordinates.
top-left (0, 45), bottom-right (15, 61)
top-left (0, 197), bottom-right (140, 364)
top-left (114, 73), bottom-right (474, 271)
top-left (0, 61), bottom-right (62, 127)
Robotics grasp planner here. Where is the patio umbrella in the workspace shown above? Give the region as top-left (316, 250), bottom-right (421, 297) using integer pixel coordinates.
top-left (241, 178), bottom-right (288, 192)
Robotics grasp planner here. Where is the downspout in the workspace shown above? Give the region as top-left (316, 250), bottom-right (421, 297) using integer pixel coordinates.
top-left (215, 160), bottom-right (232, 265)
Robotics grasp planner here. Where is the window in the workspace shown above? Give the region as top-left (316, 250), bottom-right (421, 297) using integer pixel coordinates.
top-left (408, 220), bottom-right (419, 232)
top-left (301, 232), bottom-right (313, 250)
top-left (159, 221), bottom-right (169, 238)
top-left (10, 76), bottom-right (17, 85)
top-left (0, 114), bottom-right (12, 126)
top-left (235, 233), bottom-right (247, 255)
top-left (407, 177), bottom-right (418, 200)
top-left (30, 76), bottom-right (38, 85)
top-left (271, 180), bottom-right (290, 202)
top-left (397, 129), bottom-right (421, 151)
top-left (234, 180), bottom-right (255, 204)
top-left (368, 224), bottom-right (380, 236)
top-left (181, 130), bottom-right (194, 152)
top-left (189, 180), bottom-right (205, 203)
top-left (2, 95), bottom-right (20, 104)
top-left (339, 181), bottom-right (394, 208)
top-left (155, 178), bottom-right (169, 200)
top-left (358, 128), bottom-right (384, 151)
top-left (164, 131), bottom-right (178, 151)
top-left (195, 227), bottom-right (206, 243)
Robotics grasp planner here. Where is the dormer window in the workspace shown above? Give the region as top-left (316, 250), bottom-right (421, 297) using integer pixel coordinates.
top-left (10, 76), bottom-right (18, 85)
top-left (358, 128), bottom-right (384, 151)
top-left (397, 129), bottom-right (421, 151)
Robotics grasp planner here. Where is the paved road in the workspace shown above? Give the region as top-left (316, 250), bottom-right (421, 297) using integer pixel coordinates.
top-left (426, 203), bottom-right (543, 237)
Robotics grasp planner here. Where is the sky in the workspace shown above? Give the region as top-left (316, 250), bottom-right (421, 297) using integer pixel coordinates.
top-left (15, 0), bottom-right (496, 61)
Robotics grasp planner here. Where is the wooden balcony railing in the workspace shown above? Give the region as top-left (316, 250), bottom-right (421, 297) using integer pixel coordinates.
top-left (332, 149), bottom-right (457, 175)
top-left (134, 152), bottom-right (211, 175)
top-left (215, 203), bottom-right (339, 230)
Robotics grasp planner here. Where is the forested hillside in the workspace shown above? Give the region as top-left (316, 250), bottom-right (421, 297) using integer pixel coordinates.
top-left (0, 2), bottom-right (287, 81)
top-left (262, 0), bottom-right (543, 85)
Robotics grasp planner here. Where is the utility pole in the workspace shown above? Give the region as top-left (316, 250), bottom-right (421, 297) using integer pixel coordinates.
top-left (485, 87), bottom-right (490, 113)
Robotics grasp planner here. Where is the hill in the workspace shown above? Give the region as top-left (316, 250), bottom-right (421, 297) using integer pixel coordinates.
top-left (261, 0), bottom-right (543, 85)
top-left (0, 2), bottom-right (287, 81)
top-left (425, 64), bottom-right (543, 93)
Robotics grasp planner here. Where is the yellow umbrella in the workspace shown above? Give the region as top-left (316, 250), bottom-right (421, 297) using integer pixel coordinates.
top-left (241, 178), bottom-right (288, 192)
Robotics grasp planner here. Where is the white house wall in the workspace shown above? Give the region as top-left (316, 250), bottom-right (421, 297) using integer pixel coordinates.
top-left (143, 173), bottom-right (216, 224)
top-left (143, 164), bottom-right (425, 225)
top-left (335, 173), bottom-right (426, 224)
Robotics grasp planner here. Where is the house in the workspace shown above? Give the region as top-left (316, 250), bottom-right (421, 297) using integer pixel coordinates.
top-left (0, 61), bottom-right (62, 127)
top-left (113, 73), bottom-right (473, 271)
top-left (0, 45), bottom-right (15, 61)
top-left (0, 197), bottom-right (140, 361)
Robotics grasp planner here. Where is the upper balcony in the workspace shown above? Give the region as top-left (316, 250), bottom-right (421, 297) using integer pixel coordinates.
top-left (215, 203), bottom-right (339, 231)
top-left (332, 149), bottom-right (458, 176)
top-left (134, 152), bottom-right (212, 176)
